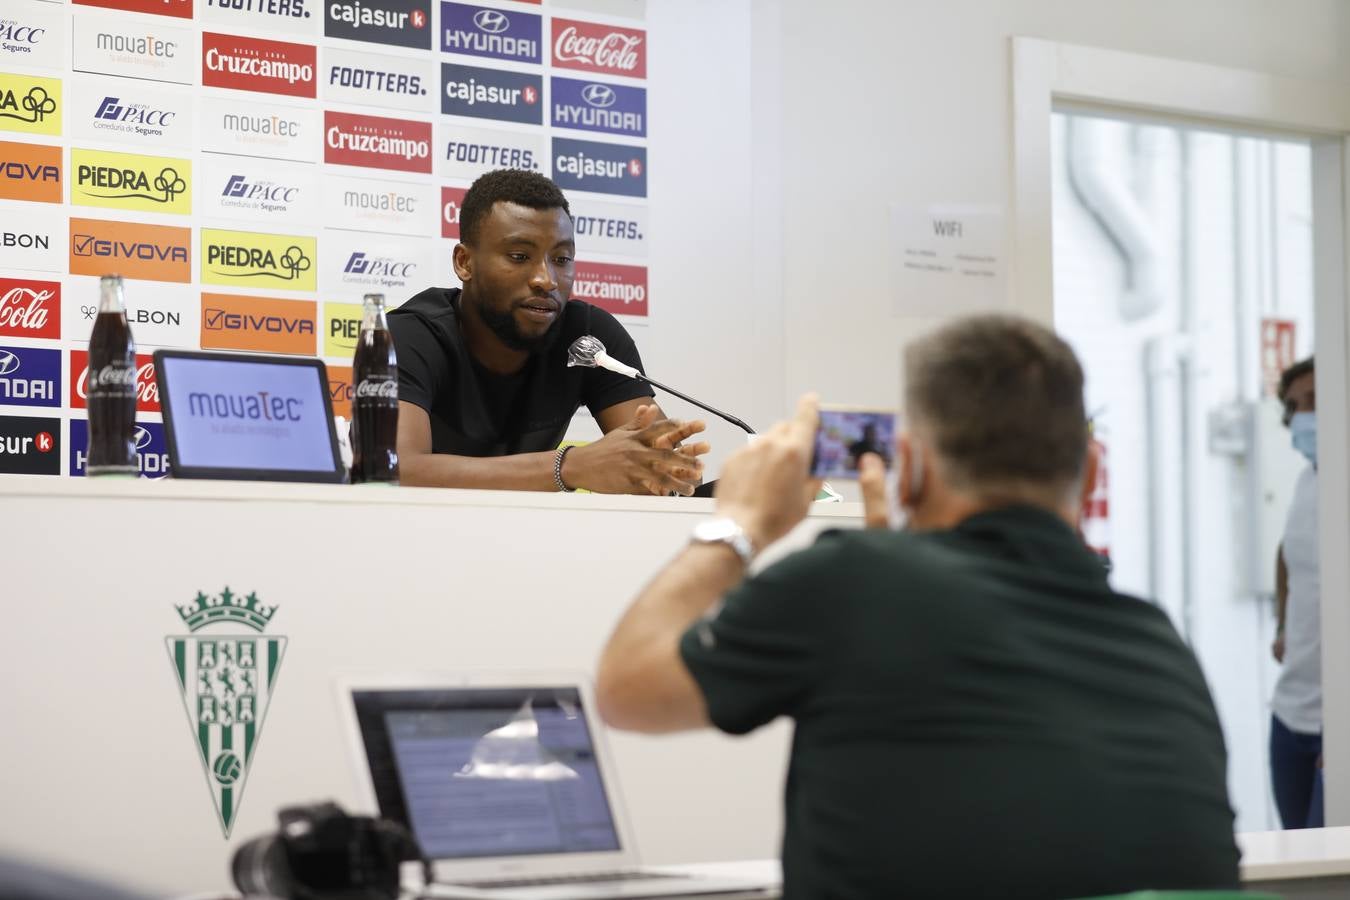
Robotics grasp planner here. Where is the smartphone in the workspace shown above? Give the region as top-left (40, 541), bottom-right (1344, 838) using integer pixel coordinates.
top-left (811, 406), bottom-right (897, 479)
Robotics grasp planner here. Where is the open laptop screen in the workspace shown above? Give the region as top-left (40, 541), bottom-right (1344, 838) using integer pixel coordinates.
top-left (354, 688), bottom-right (623, 860)
top-left (154, 350), bottom-right (344, 482)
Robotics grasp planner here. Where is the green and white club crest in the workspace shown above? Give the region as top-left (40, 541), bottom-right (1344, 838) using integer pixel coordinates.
top-left (166, 587), bottom-right (286, 837)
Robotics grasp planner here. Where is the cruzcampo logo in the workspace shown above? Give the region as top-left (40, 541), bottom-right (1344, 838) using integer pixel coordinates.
top-left (166, 587), bottom-right (286, 838)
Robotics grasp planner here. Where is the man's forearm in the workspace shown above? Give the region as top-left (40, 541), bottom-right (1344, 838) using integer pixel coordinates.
top-left (399, 450), bottom-right (558, 491)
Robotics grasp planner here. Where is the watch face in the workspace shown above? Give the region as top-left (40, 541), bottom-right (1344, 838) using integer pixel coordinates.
top-left (695, 518), bottom-right (738, 542)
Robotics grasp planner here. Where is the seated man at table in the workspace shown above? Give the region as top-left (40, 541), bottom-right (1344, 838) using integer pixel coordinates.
top-left (391, 168), bottom-right (706, 495)
top-left (596, 315), bottom-right (1240, 898)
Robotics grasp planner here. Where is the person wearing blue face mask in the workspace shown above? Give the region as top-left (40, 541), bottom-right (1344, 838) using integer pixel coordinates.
top-left (1270, 356), bottom-right (1323, 829)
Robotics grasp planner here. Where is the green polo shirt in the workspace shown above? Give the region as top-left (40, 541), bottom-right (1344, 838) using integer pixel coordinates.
top-left (679, 505), bottom-right (1239, 900)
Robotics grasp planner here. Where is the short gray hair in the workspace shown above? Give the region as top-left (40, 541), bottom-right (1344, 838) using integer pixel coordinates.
top-left (904, 314), bottom-right (1088, 497)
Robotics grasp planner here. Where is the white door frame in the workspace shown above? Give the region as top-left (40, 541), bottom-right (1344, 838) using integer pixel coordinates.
top-left (1011, 36), bottom-right (1350, 827)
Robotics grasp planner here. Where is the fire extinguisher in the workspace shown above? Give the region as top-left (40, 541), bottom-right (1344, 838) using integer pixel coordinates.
top-left (1082, 423), bottom-right (1111, 568)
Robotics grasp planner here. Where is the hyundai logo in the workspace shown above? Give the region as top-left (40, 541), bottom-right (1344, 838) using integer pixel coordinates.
top-left (0, 351), bottom-right (18, 376)
top-left (580, 83), bottom-right (616, 108)
top-left (134, 426), bottom-right (152, 450)
top-left (473, 9), bottom-right (509, 33)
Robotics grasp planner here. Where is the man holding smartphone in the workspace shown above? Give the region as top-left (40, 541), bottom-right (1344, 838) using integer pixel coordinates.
top-left (596, 315), bottom-right (1238, 898)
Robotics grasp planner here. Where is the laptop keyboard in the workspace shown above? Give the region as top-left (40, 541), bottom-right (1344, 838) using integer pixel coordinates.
top-left (457, 871), bottom-right (682, 889)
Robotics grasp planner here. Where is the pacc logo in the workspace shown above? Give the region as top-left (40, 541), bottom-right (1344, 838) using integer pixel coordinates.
top-left (0, 345), bottom-right (59, 408)
top-left (551, 77), bottom-right (645, 138)
top-left (203, 33), bottom-right (317, 98)
top-left (441, 185), bottom-right (465, 239)
top-left (551, 137), bottom-right (646, 198)
top-left (324, 111), bottom-right (432, 174)
top-left (0, 75), bottom-right (60, 136)
top-left (74, 0), bottom-right (194, 21)
top-left (341, 251), bottom-right (417, 288)
top-left (203, 231), bottom-right (316, 290)
top-left (201, 293), bottom-right (317, 355)
top-left (70, 419), bottom-right (169, 478)
top-left (327, 0), bottom-right (430, 50)
top-left (0, 414), bottom-right (59, 475)
top-left (71, 349), bottom-right (161, 413)
top-left (0, 139), bottom-right (61, 203)
top-left (551, 17), bottom-right (645, 79)
top-left (94, 96), bottom-right (179, 138)
top-left (572, 261), bottom-right (648, 318)
top-left (440, 1), bottom-right (540, 64)
top-left (441, 63), bottom-right (541, 125)
top-left (0, 278), bottom-right (60, 340)
top-left (70, 218), bottom-right (192, 283)
top-left (222, 174), bottom-right (301, 213)
top-left (0, 18), bottom-right (48, 59)
top-left (72, 149), bottom-right (192, 215)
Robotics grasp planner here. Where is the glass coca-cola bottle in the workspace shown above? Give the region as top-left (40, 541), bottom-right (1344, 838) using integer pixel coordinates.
top-left (350, 293), bottom-right (399, 484)
top-left (87, 274), bottom-right (138, 477)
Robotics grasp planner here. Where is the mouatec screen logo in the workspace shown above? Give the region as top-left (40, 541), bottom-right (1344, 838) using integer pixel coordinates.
top-left (325, 111), bottom-right (432, 174)
top-left (201, 293), bottom-right (317, 355)
top-left (71, 419), bottom-right (169, 477)
top-left (440, 2), bottom-right (540, 64)
top-left (551, 17), bottom-right (644, 79)
top-left (0, 415), bottom-right (59, 475)
top-left (202, 33), bottom-right (317, 98)
top-left (71, 349), bottom-right (161, 413)
top-left (551, 77), bottom-right (644, 138)
top-left (572, 261), bottom-right (647, 318)
top-left (74, 0), bottom-right (194, 20)
top-left (202, 229), bottom-right (317, 293)
top-left (327, 0), bottom-right (430, 50)
top-left (0, 345), bottom-right (60, 408)
top-left (71, 148), bottom-right (192, 215)
top-left (0, 140), bottom-right (61, 203)
top-left (0, 278), bottom-right (60, 340)
top-left (0, 72), bottom-right (60, 137)
top-left (70, 218), bottom-right (191, 283)
top-left (441, 62), bottom-right (540, 125)
top-left (552, 137), bottom-right (646, 198)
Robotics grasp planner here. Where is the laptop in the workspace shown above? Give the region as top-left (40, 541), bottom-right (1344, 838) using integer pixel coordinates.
top-left (153, 349), bottom-right (346, 483)
top-left (337, 674), bottom-right (780, 900)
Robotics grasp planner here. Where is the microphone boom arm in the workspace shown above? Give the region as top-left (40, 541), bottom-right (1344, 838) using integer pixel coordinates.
top-left (638, 374), bottom-right (755, 435)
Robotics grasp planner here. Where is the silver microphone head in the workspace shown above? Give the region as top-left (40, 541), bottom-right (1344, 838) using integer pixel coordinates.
top-left (567, 335), bottom-right (606, 368)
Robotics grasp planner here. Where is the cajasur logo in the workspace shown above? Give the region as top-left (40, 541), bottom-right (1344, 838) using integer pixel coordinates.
top-left (166, 587), bottom-right (286, 837)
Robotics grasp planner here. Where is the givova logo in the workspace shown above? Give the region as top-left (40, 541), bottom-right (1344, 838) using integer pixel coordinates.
top-left (70, 419), bottom-right (168, 477)
top-left (201, 229), bottom-right (317, 292)
top-left (441, 62), bottom-right (540, 126)
top-left (0, 72), bottom-right (59, 136)
top-left (552, 137), bottom-right (646, 198)
top-left (0, 344), bottom-right (60, 408)
top-left (327, 0), bottom-right (430, 50)
top-left (0, 414), bottom-right (58, 475)
top-left (200, 293), bottom-right (317, 355)
top-left (440, 2), bottom-right (540, 64)
top-left (71, 148), bottom-right (192, 215)
top-left (70, 217), bottom-right (191, 283)
top-left (0, 139), bottom-right (61, 203)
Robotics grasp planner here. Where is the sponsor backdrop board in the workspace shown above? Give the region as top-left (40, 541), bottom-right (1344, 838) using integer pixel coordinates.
top-left (0, 0), bottom-right (649, 478)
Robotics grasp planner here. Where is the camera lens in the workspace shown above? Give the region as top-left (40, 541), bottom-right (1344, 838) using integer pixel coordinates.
top-left (231, 835), bottom-right (290, 898)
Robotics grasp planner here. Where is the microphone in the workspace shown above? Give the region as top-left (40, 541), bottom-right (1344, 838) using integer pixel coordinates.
top-left (567, 336), bottom-right (755, 434)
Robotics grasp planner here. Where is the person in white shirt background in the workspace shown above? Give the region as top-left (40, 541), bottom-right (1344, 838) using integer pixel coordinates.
top-left (1270, 356), bottom-right (1323, 829)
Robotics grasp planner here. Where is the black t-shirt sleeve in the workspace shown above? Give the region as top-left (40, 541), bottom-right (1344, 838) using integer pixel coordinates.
top-left (678, 532), bottom-right (846, 735)
top-left (388, 313), bottom-right (450, 413)
top-left (582, 306), bottom-right (654, 417)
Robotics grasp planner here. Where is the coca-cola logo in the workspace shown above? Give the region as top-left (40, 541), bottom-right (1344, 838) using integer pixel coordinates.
top-left (88, 364), bottom-right (137, 389)
top-left (355, 378), bottom-right (397, 399)
top-left (0, 279), bottom-right (60, 339)
top-left (71, 351), bottom-right (160, 412)
top-left (551, 19), bottom-right (645, 78)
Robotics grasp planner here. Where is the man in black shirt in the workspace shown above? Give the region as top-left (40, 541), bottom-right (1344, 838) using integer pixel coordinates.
top-left (596, 316), bottom-right (1239, 898)
top-left (391, 169), bottom-right (707, 494)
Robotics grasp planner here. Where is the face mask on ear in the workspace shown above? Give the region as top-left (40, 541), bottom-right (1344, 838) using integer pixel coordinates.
top-left (1290, 411), bottom-right (1317, 465)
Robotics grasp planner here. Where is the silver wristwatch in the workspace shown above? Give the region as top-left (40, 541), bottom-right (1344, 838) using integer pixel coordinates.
top-left (690, 517), bottom-right (756, 567)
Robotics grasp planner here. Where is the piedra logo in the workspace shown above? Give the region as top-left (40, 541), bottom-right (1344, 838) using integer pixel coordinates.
top-left (202, 229), bottom-right (316, 292)
top-left (166, 587), bottom-right (286, 837)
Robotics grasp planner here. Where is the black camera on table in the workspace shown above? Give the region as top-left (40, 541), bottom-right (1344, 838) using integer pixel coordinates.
top-left (231, 801), bottom-right (423, 900)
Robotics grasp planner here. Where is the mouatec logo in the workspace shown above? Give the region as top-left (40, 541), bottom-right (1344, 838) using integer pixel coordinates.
top-left (71, 349), bottom-right (161, 412)
top-left (74, 0), bottom-right (194, 20)
top-left (203, 33), bottom-right (317, 98)
top-left (188, 389), bottom-right (305, 422)
top-left (70, 218), bottom-right (191, 283)
top-left (0, 345), bottom-right (59, 408)
top-left (71, 148), bottom-right (192, 215)
top-left (552, 137), bottom-right (646, 198)
top-left (325, 111), bottom-right (432, 174)
top-left (0, 73), bottom-right (60, 136)
top-left (73, 18), bottom-right (194, 85)
top-left (0, 415), bottom-right (59, 475)
top-left (0, 140), bottom-right (61, 203)
top-left (551, 77), bottom-right (645, 138)
top-left (201, 293), bottom-right (317, 355)
top-left (551, 17), bottom-right (645, 79)
top-left (441, 62), bottom-right (540, 125)
top-left (0, 279), bottom-right (60, 340)
top-left (440, 2), bottom-right (540, 63)
top-left (572, 261), bottom-right (647, 318)
top-left (202, 229), bottom-right (317, 292)
top-left (327, 0), bottom-right (430, 50)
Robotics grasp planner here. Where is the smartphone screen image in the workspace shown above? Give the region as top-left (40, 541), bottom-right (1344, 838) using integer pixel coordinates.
top-left (811, 407), bottom-right (897, 479)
